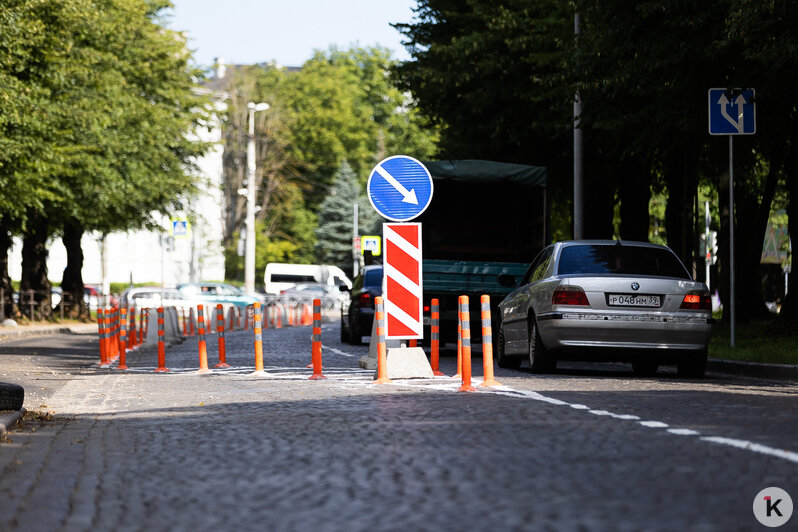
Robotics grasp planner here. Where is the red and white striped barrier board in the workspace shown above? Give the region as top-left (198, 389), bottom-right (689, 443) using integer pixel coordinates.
top-left (383, 222), bottom-right (423, 339)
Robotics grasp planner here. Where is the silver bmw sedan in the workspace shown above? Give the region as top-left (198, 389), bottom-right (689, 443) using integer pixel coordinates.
top-left (496, 240), bottom-right (714, 377)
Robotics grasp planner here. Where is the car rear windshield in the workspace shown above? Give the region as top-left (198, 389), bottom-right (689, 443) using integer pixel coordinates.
top-left (557, 244), bottom-right (690, 279)
top-left (364, 268), bottom-right (383, 288)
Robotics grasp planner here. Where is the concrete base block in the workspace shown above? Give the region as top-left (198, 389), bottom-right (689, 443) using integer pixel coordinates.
top-left (359, 317), bottom-right (401, 369)
top-left (375, 347), bottom-right (434, 380)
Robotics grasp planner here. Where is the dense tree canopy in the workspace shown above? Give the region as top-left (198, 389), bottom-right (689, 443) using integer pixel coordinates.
top-left (394, 0), bottom-right (796, 323)
top-left (0, 0), bottom-right (210, 317)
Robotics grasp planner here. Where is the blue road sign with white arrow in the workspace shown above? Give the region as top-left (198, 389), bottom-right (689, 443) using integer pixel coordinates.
top-left (367, 155), bottom-right (434, 221)
top-left (708, 88), bottom-right (755, 135)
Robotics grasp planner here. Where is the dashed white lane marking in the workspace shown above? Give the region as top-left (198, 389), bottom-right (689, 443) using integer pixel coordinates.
top-left (639, 421), bottom-right (669, 428)
top-left (700, 436), bottom-right (798, 463)
top-left (322, 344), bottom-right (356, 357)
top-left (390, 380), bottom-right (798, 466)
top-left (668, 428), bottom-right (701, 436)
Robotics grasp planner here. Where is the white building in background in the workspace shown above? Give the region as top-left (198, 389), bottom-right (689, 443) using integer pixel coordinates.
top-left (9, 84), bottom-right (229, 292)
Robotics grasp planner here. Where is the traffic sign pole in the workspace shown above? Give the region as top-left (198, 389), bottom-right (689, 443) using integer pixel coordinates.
top-left (709, 88), bottom-right (755, 349)
top-left (729, 135), bottom-right (735, 348)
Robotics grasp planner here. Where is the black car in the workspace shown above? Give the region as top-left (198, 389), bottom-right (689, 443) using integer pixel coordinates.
top-left (340, 265), bottom-right (383, 345)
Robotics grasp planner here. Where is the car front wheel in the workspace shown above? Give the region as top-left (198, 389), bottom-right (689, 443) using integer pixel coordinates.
top-left (528, 317), bottom-right (556, 374)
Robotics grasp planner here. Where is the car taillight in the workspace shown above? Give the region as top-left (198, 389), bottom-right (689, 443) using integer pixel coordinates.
top-left (423, 305), bottom-right (430, 313)
top-left (359, 293), bottom-right (374, 308)
top-left (552, 286), bottom-right (589, 306)
top-left (680, 291), bottom-right (711, 310)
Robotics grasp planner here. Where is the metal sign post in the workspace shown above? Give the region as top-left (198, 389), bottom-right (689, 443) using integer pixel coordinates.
top-left (708, 88), bottom-right (755, 348)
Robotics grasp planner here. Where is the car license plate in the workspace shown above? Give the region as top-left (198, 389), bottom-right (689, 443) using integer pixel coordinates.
top-left (423, 316), bottom-right (431, 326)
top-left (607, 294), bottom-right (661, 307)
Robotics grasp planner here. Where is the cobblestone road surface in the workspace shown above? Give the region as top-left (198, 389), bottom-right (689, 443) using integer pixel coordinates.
top-left (1, 321), bottom-right (796, 531)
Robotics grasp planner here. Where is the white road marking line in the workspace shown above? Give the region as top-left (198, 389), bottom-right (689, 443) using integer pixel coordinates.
top-left (700, 436), bottom-right (798, 464)
top-left (322, 345), bottom-right (356, 357)
top-left (391, 381), bottom-right (798, 466)
top-left (639, 421), bottom-right (669, 428)
top-left (668, 428), bottom-right (701, 436)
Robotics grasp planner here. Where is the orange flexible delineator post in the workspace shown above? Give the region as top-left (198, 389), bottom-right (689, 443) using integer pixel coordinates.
top-left (309, 299), bottom-right (326, 380)
top-left (479, 295), bottom-right (501, 387)
top-left (430, 299), bottom-right (445, 376)
top-left (458, 296), bottom-right (476, 392)
top-left (197, 305), bottom-right (210, 374)
top-left (141, 308), bottom-right (147, 345)
top-left (215, 304), bottom-right (230, 368)
top-left (128, 307), bottom-right (137, 349)
top-left (244, 306), bottom-right (249, 330)
top-left (108, 308), bottom-right (119, 361)
top-left (97, 309), bottom-right (108, 365)
top-left (182, 308), bottom-right (188, 337)
top-left (454, 318), bottom-right (462, 380)
top-left (374, 297), bottom-right (391, 384)
top-left (155, 307), bottom-right (169, 373)
top-left (252, 302), bottom-right (265, 374)
top-left (117, 308), bottom-right (129, 370)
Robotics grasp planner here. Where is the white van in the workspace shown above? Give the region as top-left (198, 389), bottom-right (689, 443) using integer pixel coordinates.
top-left (263, 263), bottom-right (352, 294)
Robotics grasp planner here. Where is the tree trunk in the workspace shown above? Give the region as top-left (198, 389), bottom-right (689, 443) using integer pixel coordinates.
top-left (0, 219), bottom-right (15, 321)
top-left (20, 214), bottom-right (52, 320)
top-left (61, 219), bottom-right (88, 319)
top-left (618, 156), bottom-right (651, 242)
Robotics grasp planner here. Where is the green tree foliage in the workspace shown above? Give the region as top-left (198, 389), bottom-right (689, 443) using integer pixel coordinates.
top-left (314, 162), bottom-right (380, 276)
top-left (0, 0), bottom-right (210, 317)
top-left (218, 47), bottom-right (437, 281)
top-left (395, 0), bottom-right (797, 322)
top-left (280, 46), bottom-right (439, 202)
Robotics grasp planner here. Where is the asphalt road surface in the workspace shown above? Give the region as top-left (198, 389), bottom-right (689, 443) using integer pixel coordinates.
top-left (0, 322), bottom-right (796, 531)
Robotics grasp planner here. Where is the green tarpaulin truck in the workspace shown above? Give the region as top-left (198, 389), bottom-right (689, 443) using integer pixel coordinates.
top-left (417, 160), bottom-right (548, 345)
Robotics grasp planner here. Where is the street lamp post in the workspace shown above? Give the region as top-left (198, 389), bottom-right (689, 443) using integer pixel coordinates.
top-left (245, 101), bottom-right (269, 295)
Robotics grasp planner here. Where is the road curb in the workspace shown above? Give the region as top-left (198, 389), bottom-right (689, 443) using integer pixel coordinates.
top-left (708, 358), bottom-right (798, 381)
top-left (0, 324), bottom-right (97, 342)
top-left (0, 408), bottom-right (26, 435)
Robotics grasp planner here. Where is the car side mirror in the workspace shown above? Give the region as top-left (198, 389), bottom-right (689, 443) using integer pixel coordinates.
top-left (497, 273), bottom-right (517, 288)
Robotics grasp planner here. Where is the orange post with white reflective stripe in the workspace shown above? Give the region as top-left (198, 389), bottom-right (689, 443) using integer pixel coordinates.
top-left (128, 307), bottom-right (137, 349)
top-left (197, 305), bottom-right (210, 374)
top-left (97, 309), bottom-right (108, 365)
top-left (252, 302), bottom-right (265, 374)
top-left (479, 295), bottom-right (501, 387)
top-left (458, 296), bottom-right (476, 392)
top-left (309, 299), bottom-right (326, 380)
top-left (117, 308), bottom-right (129, 370)
top-left (430, 299), bottom-right (445, 376)
top-left (455, 319), bottom-right (462, 380)
top-left (374, 297), bottom-right (391, 384)
top-left (155, 307), bottom-right (169, 373)
top-left (215, 303), bottom-right (230, 368)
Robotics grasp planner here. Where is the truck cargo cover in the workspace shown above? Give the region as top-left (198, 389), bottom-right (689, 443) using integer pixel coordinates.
top-left (422, 160), bottom-right (547, 189)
